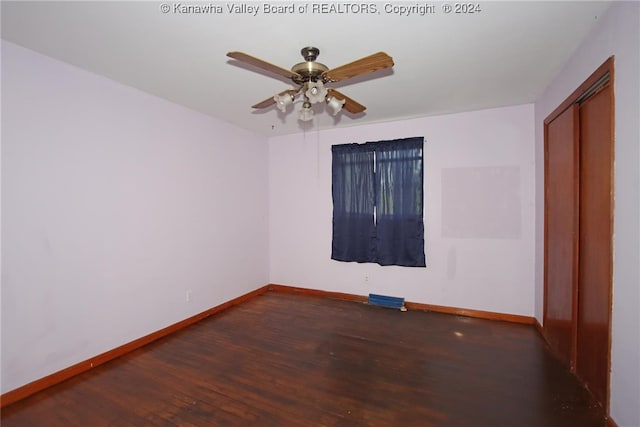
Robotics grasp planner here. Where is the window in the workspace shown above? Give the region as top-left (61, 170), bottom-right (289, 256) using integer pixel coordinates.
top-left (331, 137), bottom-right (425, 267)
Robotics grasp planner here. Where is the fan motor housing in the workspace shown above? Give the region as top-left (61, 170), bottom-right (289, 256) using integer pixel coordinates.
top-left (291, 61), bottom-right (329, 83)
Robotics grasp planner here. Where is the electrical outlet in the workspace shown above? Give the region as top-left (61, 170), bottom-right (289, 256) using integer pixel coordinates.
top-left (364, 275), bottom-right (369, 283)
top-left (185, 290), bottom-right (192, 302)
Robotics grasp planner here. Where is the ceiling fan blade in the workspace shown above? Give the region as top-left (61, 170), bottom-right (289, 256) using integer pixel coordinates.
top-left (322, 52), bottom-right (394, 83)
top-left (252, 89), bottom-right (299, 109)
top-left (227, 51), bottom-right (301, 80)
top-left (328, 89), bottom-right (366, 114)
top-left (252, 97), bottom-right (276, 109)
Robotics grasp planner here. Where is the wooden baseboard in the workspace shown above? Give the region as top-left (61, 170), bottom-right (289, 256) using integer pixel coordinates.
top-left (404, 301), bottom-right (535, 324)
top-left (0, 284), bottom-right (270, 408)
top-left (268, 283), bottom-right (535, 324)
top-left (534, 319), bottom-right (545, 336)
top-left (268, 283), bottom-right (368, 303)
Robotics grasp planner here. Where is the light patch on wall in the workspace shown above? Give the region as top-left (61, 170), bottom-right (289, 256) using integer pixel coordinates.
top-left (441, 166), bottom-right (522, 239)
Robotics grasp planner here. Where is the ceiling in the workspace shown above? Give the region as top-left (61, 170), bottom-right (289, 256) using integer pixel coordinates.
top-left (1, 1), bottom-right (612, 137)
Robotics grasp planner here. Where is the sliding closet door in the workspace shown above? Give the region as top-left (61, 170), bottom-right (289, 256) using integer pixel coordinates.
top-left (543, 57), bottom-right (614, 412)
top-left (576, 83), bottom-right (613, 407)
top-left (543, 105), bottom-right (579, 368)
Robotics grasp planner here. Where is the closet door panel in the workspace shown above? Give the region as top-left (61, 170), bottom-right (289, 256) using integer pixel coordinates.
top-left (543, 105), bottom-right (580, 368)
top-left (576, 84), bottom-right (613, 406)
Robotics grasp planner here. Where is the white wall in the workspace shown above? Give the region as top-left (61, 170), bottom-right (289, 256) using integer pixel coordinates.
top-left (533, 2), bottom-right (640, 425)
top-left (1, 41), bottom-right (269, 394)
top-left (269, 104), bottom-right (535, 317)
top-left (3, 6), bottom-right (636, 423)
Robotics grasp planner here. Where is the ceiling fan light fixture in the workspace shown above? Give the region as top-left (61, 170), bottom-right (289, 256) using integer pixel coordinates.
top-left (326, 96), bottom-right (346, 116)
top-left (299, 100), bottom-right (314, 122)
top-left (274, 92), bottom-right (294, 112)
top-left (305, 80), bottom-right (328, 104)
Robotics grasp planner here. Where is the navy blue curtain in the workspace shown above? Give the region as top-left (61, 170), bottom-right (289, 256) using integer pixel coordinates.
top-left (331, 137), bottom-right (425, 267)
top-left (375, 138), bottom-right (425, 266)
top-left (331, 144), bottom-right (376, 263)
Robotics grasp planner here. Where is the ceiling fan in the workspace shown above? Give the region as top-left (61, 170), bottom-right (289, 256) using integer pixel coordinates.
top-left (226, 47), bottom-right (394, 122)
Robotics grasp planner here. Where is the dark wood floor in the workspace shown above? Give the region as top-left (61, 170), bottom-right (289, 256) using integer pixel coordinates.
top-left (2, 291), bottom-right (606, 426)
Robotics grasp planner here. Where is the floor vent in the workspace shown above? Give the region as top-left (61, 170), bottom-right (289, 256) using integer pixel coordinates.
top-left (368, 294), bottom-right (407, 311)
